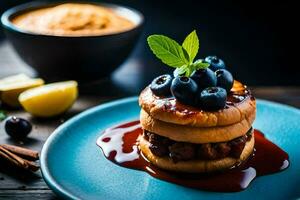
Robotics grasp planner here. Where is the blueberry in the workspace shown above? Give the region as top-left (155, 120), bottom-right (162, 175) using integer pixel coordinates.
top-left (205, 56), bottom-right (226, 71)
top-left (215, 69), bottom-right (234, 92)
top-left (199, 87), bottom-right (227, 110)
top-left (191, 68), bottom-right (217, 90)
top-left (5, 116), bottom-right (32, 140)
top-left (171, 77), bottom-right (198, 106)
top-left (150, 74), bottom-right (172, 96)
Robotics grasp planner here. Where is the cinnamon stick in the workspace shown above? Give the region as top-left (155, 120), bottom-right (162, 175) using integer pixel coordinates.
top-left (0, 149), bottom-right (21, 167)
top-left (0, 144), bottom-right (39, 160)
top-left (25, 160), bottom-right (40, 172)
top-left (0, 146), bottom-right (27, 168)
top-left (0, 146), bottom-right (39, 172)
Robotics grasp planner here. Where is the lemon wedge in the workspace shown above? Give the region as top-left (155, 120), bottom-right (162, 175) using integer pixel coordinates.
top-left (0, 74), bottom-right (31, 85)
top-left (19, 81), bottom-right (78, 117)
top-left (0, 74), bottom-right (44, 107)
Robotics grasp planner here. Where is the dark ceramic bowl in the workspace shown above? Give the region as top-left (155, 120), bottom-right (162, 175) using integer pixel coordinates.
top-left (1, 1), bottom-right (144, 81)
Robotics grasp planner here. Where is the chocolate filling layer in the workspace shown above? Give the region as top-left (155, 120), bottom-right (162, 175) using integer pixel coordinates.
top-left (143, 128), bottom-right (253, 163)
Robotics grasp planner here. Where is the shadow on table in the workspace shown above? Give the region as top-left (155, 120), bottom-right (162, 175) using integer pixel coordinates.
top-left (4, 137), bottom-right (41, 147)
top-left (0, 159), bottom-right (40, 184)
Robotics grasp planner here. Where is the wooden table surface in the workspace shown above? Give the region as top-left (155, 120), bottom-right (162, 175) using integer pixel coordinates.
top-left (0, 40), bottom-right (299, 199)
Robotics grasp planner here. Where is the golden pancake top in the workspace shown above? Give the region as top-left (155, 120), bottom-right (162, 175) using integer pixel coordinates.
top-left (139, 80), bottom-right (256, 127)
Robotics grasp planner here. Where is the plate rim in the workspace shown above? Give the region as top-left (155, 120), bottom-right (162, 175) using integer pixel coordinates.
top-left (40, 96), bottom-right (300, 199)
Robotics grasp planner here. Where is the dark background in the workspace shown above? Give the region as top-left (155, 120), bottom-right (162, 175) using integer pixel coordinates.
top-left (1, 0), bottom-right (299, 86)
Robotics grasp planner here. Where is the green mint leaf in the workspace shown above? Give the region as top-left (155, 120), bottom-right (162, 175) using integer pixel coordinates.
top-left (192, 59), bottom-right (210, 70)
top-left (147, 35), bottom-right (189, 68)
top-left (174, 65), bottom-right (188, 76)
top-left (0, 110), bottom-right (6, 121)
top-left (182, 30), bottom-right (199, 63)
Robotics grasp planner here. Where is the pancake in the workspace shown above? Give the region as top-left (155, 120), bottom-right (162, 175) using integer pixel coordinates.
top-left (139, 133), bottom-right (255, 173)
top-left (140, 109), bottom-right (255, 143)
top-left (139, 81), bottom-right (256, 128)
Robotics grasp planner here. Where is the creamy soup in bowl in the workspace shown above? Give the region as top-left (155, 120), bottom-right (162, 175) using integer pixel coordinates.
top-left (11, 3), bottom-right (136, 36)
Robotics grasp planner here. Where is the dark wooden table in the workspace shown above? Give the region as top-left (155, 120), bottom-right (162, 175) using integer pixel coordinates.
top-left (0, 40), bottom-right (299, 199)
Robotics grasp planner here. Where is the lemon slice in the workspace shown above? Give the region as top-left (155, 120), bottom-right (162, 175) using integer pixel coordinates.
top-left (0, 78), bottom-right (44, 91)
top-left (0, 74), bottom-right (31, 86)
top-left (19, 81), bottom-right (78, 117)
top-left (0, 74), bottom-right (44, 107)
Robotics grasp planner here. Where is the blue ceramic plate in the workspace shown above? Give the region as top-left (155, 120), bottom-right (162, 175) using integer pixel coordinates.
top-left (41, 97), bottom-right (300, 200)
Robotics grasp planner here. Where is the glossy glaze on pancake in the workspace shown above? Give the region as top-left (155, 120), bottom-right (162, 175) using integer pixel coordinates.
top-left (139, 80), bottom-right (256, 127)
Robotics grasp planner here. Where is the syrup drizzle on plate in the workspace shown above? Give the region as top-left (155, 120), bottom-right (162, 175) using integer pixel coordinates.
top-left (96, 120), bottom-right (289, 192)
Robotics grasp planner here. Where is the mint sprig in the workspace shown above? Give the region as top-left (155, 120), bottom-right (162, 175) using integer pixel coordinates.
top-left (147, 35), bottom-right (189, 67)
top-left (147, 30), bottom-right (209, 77)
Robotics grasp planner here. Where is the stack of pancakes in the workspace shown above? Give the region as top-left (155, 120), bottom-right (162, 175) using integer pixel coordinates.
top-left (138, 81), bottom-right (256, 173)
